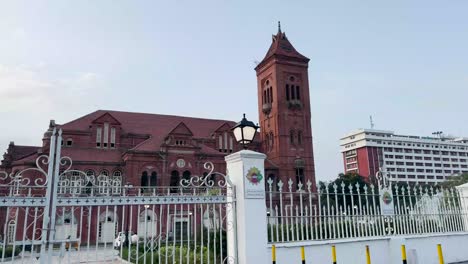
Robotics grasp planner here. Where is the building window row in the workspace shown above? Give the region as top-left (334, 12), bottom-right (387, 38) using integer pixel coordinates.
top-left (285, 84), bottom-right (301, 101)
top-left (376, 141), bottom-right (468, 151)
top-left (218, 132), bottom-right (234, 153)
top-left (96, 123), bottom-right (117, 149)
top-left (289, 130), bottom-right (303, 146)
top-left (263, 85), bottom-right (273, 105)
top-left (58, 169), bottom-right (122, 195)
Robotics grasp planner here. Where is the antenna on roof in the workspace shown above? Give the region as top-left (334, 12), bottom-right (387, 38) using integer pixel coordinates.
top-left (369, 115), bottom-right (375, 129)
top-left (278, 21), bottom-right (281, 33)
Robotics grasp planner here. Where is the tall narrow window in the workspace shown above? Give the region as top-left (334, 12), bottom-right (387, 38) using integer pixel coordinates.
top-left (141, 171), bottom-right (148, 187)
top-left (297, 130), bottom-right (303, 145)
top-left (218, 135), bottom-right (223, 152)
top-left (270, 87), bottom-right (273, 103)
top-left (286, 85), bottom-right (290, 101)
top-left (264, 90), bottom-right (267, 104)
top-left (296, 86), bottom-right (300, 100)
top-left (291, 86), bottom-right (296, 100)
top-left (290, 130), bottom-right (295, 145)
top-left (103, 123), bottom-right (109, 148)
top-left (150, 172), bottom-right (157, 186)
top-left (96, 127), bottom-right (102, 147)
top-left (170, 171), bottom-right (180, 193)
top-left (112, 170), bottom-right (122, 194)
top-left (141, 171), bottom-right (148, 193)
top-left (229, 136), bottom-right (233, 153)
top-left (110, 127), bottom-right (116, 148)
top-left (295, 168), bottom-right (304, 187)
top-left (7, 221), bottom-right (16, 244)
top-left (183, 171), bottom-right (191, 181)
top-left (224, 132), bottom-right (228, 153)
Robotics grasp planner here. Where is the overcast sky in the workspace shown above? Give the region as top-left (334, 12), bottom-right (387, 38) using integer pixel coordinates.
top-left (0, 0), bottom-right (467, 181)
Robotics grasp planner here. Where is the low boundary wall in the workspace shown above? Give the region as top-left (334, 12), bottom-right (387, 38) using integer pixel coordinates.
top-left (270, 233), bottom-right (468, 264)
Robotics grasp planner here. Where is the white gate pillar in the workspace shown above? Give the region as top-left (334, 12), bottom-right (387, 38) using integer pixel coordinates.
top-left (456, 183), bottom-right (468, 231)
top-left (226, 150), bottom-right (268, 264)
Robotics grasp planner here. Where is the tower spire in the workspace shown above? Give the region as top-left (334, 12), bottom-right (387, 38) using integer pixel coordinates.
top-left (277, 21), bottom-right (281, 33)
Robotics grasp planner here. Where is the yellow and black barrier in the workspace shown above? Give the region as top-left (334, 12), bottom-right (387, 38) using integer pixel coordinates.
top-left (437, 244), bottom-right (444, 264)
top-left (301, 246), bottom-right (306, 264)
top-left (401, 245), bottom-right (407, 264)
top-left (272, 245), bottom-right (276, 264)
top-left (365, 245), bottom-right (371, 264)
top-left (332, 245), bottom-right (337, 264)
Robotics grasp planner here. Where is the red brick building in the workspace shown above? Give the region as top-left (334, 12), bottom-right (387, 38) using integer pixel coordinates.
top-left (1, 26), bottom-right (316, 192)
top-left (0, 26), bottom-right (317, 243)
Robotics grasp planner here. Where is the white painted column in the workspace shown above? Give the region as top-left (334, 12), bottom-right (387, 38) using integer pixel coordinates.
top-left (456, 183), bottom-right (468, 231)
top-left (226, 150), bottom-right (268, 264)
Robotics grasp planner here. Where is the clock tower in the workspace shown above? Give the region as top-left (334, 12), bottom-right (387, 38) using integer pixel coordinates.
top-left (255, 23), bottom-right (316, 191)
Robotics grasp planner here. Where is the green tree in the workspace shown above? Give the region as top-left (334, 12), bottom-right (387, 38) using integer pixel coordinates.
top-left (441, 173), bottom-right (468, 188)
top-left (318, 173), bottom-right (372, 212)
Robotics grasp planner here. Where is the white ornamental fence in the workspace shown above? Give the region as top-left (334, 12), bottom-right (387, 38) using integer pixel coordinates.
top-left (0, 129), bottom-right (236, 264)
top-left (265, 177), bottom-right (468, 243)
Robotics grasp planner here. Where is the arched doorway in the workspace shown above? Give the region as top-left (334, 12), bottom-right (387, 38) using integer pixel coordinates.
top-left (55, 211), bottom-right (78, 240)
top-left (138, 208), bottom-right (158, 238)
top-left (98, 210), bottom-right (118, 243)
top-left (203, 208), bottom-right (220, 229)
top-left (170, 171), bottom-right (180, 193)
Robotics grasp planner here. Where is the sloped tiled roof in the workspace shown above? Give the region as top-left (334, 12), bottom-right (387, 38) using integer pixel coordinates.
top-left (9, 145), bottom-right (39, 161)
top-left (61, 110), bottom-right (237, 151)
top-left (256, 27), bottom-right (309, 69)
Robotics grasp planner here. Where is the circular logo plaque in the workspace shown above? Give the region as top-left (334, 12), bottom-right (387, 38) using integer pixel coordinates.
top-left (176, 159), bottom-right (186, 168)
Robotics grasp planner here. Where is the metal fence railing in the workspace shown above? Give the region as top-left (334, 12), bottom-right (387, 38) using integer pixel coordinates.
top-left (266, 178), bottom-right (468, 243)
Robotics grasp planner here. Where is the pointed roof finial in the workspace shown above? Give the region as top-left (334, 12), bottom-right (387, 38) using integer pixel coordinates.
top-left (278, 21), bottom-right (282, 33)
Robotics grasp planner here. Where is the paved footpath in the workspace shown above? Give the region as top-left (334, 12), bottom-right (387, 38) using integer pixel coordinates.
top-left (3, 247), bottom-right (131, 264)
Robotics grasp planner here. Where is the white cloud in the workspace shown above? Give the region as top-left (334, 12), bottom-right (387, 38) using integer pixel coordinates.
top-left (0, 64), bottom-right (107, 154)
top-left (0, 64), bottom-right (102, 113)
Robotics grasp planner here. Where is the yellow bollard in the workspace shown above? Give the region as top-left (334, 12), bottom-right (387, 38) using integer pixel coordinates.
top-left (332, 245), bottom-right (337, 264)
top-left (365, 245), bottom-right (371, 264)
top-left (401, 245), bottom-right (407, 264)
top-left (301, 246), bottom-right (306, 264)
top-left (272, 245), bottom-right (276, 264)
top-left (437, 244), bottom-right (444, 264)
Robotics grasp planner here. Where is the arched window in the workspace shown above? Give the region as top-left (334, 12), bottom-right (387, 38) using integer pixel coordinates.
top-left (291, 85), bottom-right (296, 99)
top-left (86, 170), bottom-right (95, 178)
top-left (296, 86), bottom-right (300, 100)
top-left (297, 130), bottom-right (303, 145)
top-left (182, 171), bottom-right (191, 181)
top-left (290, 130), bottom-right (295, 145)
top-left (7, 220), bottom-right (16, 244)
top-left (112, 170), bottom-right (122, 194)
top-left (170, 171), bottom-right (180, 193)
top-left (100, 170), bottom-right (109, 176)
top-left (141, 171), bottom-right (148, 187)
top-left (85, 170), bottom-right (94, 195)
top-left (286, 84), bottom-right (290, 101)
top-left (150, 172), bottom-right (157, 186)
top-left (270, 87), bottom-right (273, 103)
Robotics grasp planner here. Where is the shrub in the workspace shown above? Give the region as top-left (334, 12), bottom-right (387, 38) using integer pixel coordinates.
top-left (0, 246), bottom-right (22, 258)
top-left (120, 245), bottom-right (218, 264)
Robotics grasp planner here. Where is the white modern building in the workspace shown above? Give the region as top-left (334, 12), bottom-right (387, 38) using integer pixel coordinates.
top-left (340, 129), bottom-right (468, 183)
